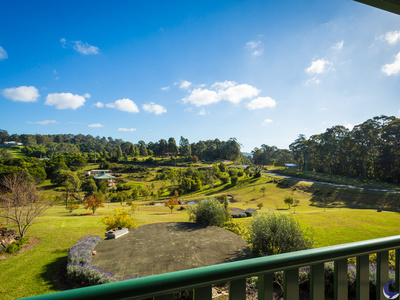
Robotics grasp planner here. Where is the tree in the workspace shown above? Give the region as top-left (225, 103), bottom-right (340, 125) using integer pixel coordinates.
top-left (164, 196), bottom-right (179, 214)
top-left (188, 199), bottom-right (230, 227)
top-left (260, 186), bottom-right (267, 197)
top-left (83, 193), bottom-right (104, 214)
top-left (52, 170), bottom-right (81, 207)
top-left (0, 174), bottom-right (53, 237)
top-left (284, 195), bottom-right (294, 209)
top-left (179, 136), bottom-right (191, 158)
top-left (81, 178), bottom-right (98, 196)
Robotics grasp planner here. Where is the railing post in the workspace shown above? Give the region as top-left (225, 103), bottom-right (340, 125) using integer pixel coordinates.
top-left (376, 250), bottom-right (389, 300)
top-left (310, 263), bottom-right (324, 300)
top-left (334, 259), bottom-right (347, 300)
top-left (258, 273), bottom-right (273, 300)
top-left (356, 255), bottom-right (369, 300)
top-left (229, 279), bottom-right (246, 300)
top-left (194, 286), bottom-right (212, 299)
top-left (284, 268), bottom-right (298, 300)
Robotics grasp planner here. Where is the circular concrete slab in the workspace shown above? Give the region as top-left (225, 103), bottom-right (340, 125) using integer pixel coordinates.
top-left (91, 222), bottom-right (251, 278)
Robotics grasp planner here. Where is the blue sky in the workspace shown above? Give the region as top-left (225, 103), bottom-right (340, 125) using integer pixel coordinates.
top-left (1, 0), bottom-right (399, 152)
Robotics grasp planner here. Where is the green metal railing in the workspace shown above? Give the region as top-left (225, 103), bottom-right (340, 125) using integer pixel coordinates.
top-left (22, 235), bottom-right (400, 300)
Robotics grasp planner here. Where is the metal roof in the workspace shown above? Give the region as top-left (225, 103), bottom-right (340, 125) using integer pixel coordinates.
top-left (354, 0), bottom-right (400, 15)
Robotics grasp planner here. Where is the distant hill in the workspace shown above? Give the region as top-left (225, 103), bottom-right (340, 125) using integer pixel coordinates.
top-left (242, 152), bottom-right (252, 157)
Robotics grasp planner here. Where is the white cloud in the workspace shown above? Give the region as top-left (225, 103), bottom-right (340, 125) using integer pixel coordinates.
top-left (305, 77), bottom-right (321, 86)
top-left (382, 51), bottom-right (400, 76)
top-left (45, 92), bottom-right (86, 110)
top-left (246, 40), bottom-right (264, 56)
top-left (161, 86), bottom-right (170, 91)
top-left (118, 128), bottom-right (136, 132)
top-left (182, 80), bottom-right (262, 107)
top-left (0, 46), bottom-right (7, 60)
top-left (344, 122), bottom-right (354, 130)
top-left (27, 120), bottom-right (57, 125)
top-left (305, 58), bottom-right (334, 74)
top-left (198, 108), bottom-right (208, 115)
top-left (93, 102), bottom-right (104, 108)
top-left (262, 119), bottom-right (273, 125)
top-left (106, 98), bottom-right (139, 113)
top-left (60, 38), bottom-right (99, 55)
top-left (142, 102), bottom-right (167, 115)
top-left (182, 88), bottom-right (220, 106)
top-left (83, 93), bottom-right (91, 99)
top-left (246, 97), bottom-right (276, 110)
top-left (88, 123), bottom-right (103, 128)
top-left (379, 31), bottom-right (400, 45)
top-left (332, 40), bottom-right (344, 50)
top-left (2, 86), bottom-right (40, 102)
top-left (178, 80), bottom-right (192, 89)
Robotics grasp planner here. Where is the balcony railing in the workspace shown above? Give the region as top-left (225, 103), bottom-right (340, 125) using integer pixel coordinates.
top-left (21, 235), bottom-right (400, 300)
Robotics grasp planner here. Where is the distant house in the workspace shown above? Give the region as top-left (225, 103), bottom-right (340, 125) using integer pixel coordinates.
top-left (85, 169), bottom-right (112, 176)
top-left (285, 163), bottom-right (297, 169)
top-left (2, 141), bottom-right (23, 147)
top-left (94, 173), bottom-right (116, 187)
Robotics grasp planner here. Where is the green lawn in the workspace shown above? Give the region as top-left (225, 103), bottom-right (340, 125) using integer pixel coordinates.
top-left (1, 171), bottom-right (400, 299)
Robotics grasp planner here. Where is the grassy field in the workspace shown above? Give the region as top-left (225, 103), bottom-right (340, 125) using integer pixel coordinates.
top-left (1, 168), bottom-right (400, 299)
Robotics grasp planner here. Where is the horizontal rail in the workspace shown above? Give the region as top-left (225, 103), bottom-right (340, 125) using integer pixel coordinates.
top-left (20, 234), bottom-right (400, 300)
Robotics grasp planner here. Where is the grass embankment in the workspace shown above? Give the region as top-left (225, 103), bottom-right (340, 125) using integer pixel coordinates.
top-left (274, 168), bottom-right (400, 191)
top-left (1, 168), bottom-right (400, 299)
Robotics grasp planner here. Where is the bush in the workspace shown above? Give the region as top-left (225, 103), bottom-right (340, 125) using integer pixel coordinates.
top-left (67, 235), bottom-right (119, 285)
top-left (66, 203), bottom-right (80, 213)
top-left (249, 212), bottom-right (313, 256)
top-left (223, 221), bottom-right (249, 240)
top-left (102, 208), bottom-right (137, 231)
top-left (187, 199), bottom-right (230, 227)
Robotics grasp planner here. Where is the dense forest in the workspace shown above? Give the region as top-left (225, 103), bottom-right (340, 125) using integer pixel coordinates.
top-left (1, 114), bottom-right (399, 185)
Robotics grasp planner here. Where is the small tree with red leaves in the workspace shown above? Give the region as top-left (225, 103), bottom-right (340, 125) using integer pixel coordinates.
top-left (83, 193), bottom-right (104, 214)
top-left (164, 190), bottom-right (179, 214)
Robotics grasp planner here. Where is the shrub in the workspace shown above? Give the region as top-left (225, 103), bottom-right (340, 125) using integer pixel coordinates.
top-left (249, 212), bottom-right (313, 256)
top-left (223, 221), bottom-right (249, 241)
top-left (187, 199), bottom-right (230, 227)
top-left (102, 208), bottom-right (137, 231)
top-left (67, 235), bottom-right (119, 285)
top-left (230, 176), bottom-right (238, 185)
top-left (66, 203), bottom-right (80, 213)
top-left (220, 176), bottom-right (230, 184)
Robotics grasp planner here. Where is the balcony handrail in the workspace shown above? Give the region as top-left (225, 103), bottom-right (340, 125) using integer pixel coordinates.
top-left (20, 234), bottom-right (400, 300)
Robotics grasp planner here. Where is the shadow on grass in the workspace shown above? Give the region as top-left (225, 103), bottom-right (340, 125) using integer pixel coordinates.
top-left (40, 254), bottom-right (68, 291)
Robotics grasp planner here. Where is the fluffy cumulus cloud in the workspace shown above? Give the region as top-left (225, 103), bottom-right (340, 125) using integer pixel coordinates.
top-left (305, 77), bottom-right (321, 86)
top-left (118, 128), bottom-right (136, 132)
top-left (2, 86), bottom-right (40, 102)
top-left (305, 59), bottom-right (334, 75)
top-left (45, 93), bottom-right (86, 110)
top-left (93, 102), bottom-right (104, 108)
top-left (246, 97), bottom-right (276, 110)
top-left (262, 119), bottom-right (273, 125)
top-left (27, 120), bottom-right (57, 125)
top-left (246, 40), bottom-right (264, 56)
top-left (382, 51), bottom-right (400, 76)
top-left (60, 38), bottom-right (99, 55)
top-left (0, 46), bottom-right (7, 60)
top-left (161, 86), bottom-right (170, 91)
top-left (106, 98), bottom-right (139, 113)
top-left (142, 102), bottom-right (167, 115)
top-left (176, 80), bottom-right (192, 89)
top-left (83, 93), bottom-right (91, 99)
top-left (182, 80), bottom-right (260, 107)
top-left (88, 123), bottom-right (103, 128)
top-left (379, 31), bottom-right (400, 45)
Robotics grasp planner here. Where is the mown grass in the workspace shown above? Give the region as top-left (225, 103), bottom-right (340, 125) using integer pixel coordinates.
top-left (1, 170), bottom-right (400, 299)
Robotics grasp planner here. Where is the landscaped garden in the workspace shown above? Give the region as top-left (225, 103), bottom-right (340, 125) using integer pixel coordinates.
top-left (1, 161), bottom-right (400, 299)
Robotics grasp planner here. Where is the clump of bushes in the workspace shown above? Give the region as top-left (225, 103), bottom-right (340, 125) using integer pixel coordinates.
top-left (0, 236), bottom-right (30, 254)
top-left (67, 235), bottom-right (119, 285)
top-left (187, 199), bottom-right (230, 227)
top-left (102, 208), bottom-right (137, 231)
top-left (249, 212), bottom-right (313, 256)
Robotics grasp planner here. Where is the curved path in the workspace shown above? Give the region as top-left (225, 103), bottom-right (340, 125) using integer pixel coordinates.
top-left (91, 222), bottom-right (251, 279)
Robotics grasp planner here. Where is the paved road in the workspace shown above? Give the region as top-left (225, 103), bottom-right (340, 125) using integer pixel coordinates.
top-left (234, 165), bottom-right (400, 194)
